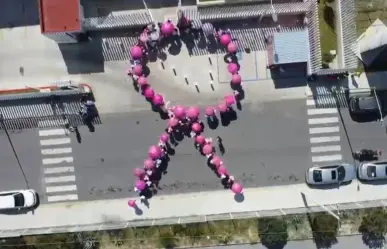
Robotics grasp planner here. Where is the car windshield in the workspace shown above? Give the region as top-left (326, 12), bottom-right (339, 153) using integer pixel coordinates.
top-left (13, 193), bottom-right (24, 207)
top-left (367, 166), bottom-right (377, 178)
top-left (313, 170), bottom-right (323, 182)
top-left (337, 166), bottom-right (345, 181)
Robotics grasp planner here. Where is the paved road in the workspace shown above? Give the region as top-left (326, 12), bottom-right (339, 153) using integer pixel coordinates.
top-left (336, 108), bottom-right (387, 164)
top-left (204, 235), bottom-right (375, 249)
top-left (0, 129), bottom-right (43, 194)
top-left (70, 99), bottom-right (310, 201)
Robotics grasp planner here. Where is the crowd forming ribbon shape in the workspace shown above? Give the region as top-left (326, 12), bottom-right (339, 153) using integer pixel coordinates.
top-left (126, 13), bottom-right (245, 210)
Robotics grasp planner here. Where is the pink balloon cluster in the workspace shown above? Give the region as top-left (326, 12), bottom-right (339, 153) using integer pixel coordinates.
top-left (128, 22), bottom-right (246, 208)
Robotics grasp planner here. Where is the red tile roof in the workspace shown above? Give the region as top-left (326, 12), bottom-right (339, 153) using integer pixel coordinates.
top-left (38, 0), bottom-right (81, 33)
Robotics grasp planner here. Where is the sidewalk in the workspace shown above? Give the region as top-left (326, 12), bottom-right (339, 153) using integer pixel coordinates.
top-left (1, 182), bottom-right (387, 237)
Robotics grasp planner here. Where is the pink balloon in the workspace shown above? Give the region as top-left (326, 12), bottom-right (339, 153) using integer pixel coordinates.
top-left (218, 102), bottom-right (228, 113)
top-left (227, 63), bottom-right (239, 74)
top-left (217, 165), bottom-right (228, 175)
top-left (135, 180), bottom-right (146, 191)
top-left (191, 122), bottom-right (202, 133)
top-left (195, 135), bottom-right (206, 145)
top-left (131, 46), bottom-right (143, 59)
top-left (137, 76), bottom-right (148, 87)
top-left (133, 65), bottom-right (143, 76)
top-left (168, 117), bottom-right (179, 127)
top-left (227, 42), bottom-right (238, 53)
top-left (187, 106), bottom-right (200, 119)
top-left (174, 105), bottom-right (186, 119)
top-left (148, 145), bottom-right (162, 160)
top-left (144, 158), bottom-right (155, 170)
top-left (153, 94), bottom-right (164, 105)
top-left (134, 168), bottom-right (145, 177)
top-left (161, 22), bottom-right (175, 35)
top-left (144, 87), bottom-right (155, 99)
top-left (231, 182), bottom-right (243, 194)
top-left (231, 74), bottom-right (242, 85)
top-left (202, 144), bottom-right (213, 155)
top-left (211, 155), bottom-right (223, 167)
top-left (160, 133), bottom-right (169, 143)
top-left (128, 199), bottom-right (137, 208)
top-left (225, 95), bottom-right (236, 106)
top-left (205, 106), bottom-right (215, 116)
top-left (220, 34), bottom-right (231, 46)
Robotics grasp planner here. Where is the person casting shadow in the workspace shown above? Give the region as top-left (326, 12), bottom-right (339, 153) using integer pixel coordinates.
top-left (216, 136), bottom-right (226, 155)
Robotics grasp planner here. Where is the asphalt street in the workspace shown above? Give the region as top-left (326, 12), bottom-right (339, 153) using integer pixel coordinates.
top-left (203, 235), bottom-right (377, 249)
top-left (336, 107), bottom-right (387, 165)
top-left (0, 129), bottom-right (43, 194)
top-left (70, 99), bottom-right (311, 201)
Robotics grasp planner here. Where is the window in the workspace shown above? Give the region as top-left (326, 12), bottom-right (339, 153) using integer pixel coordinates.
top-left (13, 193), bottom-right (25, 207)
top-left (337, 166), bottom-right (346, 181)
top-left (313, 170), bottom-right (323, 182)
top-left (331, 170), bottom-right (337, 180)
top-left (367, 166), bottom-right (377, 178)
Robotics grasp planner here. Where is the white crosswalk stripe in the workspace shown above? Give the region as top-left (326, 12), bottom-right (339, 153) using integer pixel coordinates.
top-left (38, 128), bottom-right (78, 203)
top-left (306, 98), bottom-right (343, 165)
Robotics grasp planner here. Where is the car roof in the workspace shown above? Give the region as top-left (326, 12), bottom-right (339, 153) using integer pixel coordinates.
top-left (0, 196), bottom-right (15, 209)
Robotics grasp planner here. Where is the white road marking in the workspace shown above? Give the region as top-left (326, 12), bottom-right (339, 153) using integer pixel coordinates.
top-left (45, 175), bottom-right (76, 183)
top-left (306, 99), bottom-right (316, 106)
top-left (307, 108), bottom-right (338, 115)
top-left (308, 117), bottom-right (339, 125)
top-left (309, 127), bottom-right (340, 134)
top-left (312, 154), bottom-right (343, 162)
top-left (41, 147), bottom-right (72, 155)
top-left (42, 157), bottom-right (73, 165)
top-left (310, 136), bottom-right (341, 143)
top-left (44, 167), bottom-right (75, 174)
top-left (46, 185), bottom-right (77, 193)
top-left (47, 194), bottom-right (78, 202)
top-left (40, 138), bottom-right (71, 146)
top-left (39, 129), bottom-right (66, 137)
top-left (311, 145), bottom-right (342, 153)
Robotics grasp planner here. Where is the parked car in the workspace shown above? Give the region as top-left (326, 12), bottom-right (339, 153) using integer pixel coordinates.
top-left (306, 164), bottom-right (356, 185)
top-left (358, 161), bottom-right (387, 181)
top-left (349, 96), bottom-right (380, 115)
top-left (0, 190), bottom-right (37, 210)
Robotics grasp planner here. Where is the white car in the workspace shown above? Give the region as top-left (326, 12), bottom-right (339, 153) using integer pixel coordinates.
top-left (306, 164), bottom-right (356, 185)
top-left (0, 190), bottom-right (37, 210)
top-left (358, 161), bottom-right (387, 181)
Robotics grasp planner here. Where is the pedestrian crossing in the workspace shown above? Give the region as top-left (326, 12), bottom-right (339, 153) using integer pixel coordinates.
top-left (309, 86), bottom-right (348, 108)
top-left (38, 126), bottom-right (78, 203)
top-left (307, 98), bottom-right (343, 165)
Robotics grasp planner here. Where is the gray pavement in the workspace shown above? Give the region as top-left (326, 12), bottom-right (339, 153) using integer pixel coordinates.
top-left (204, 235), bottom-right (375, 249)
top-left (0, 129), bottom-right (43, 194)
top-left (337, 108), bottom-right (387, 165)
top-left (70, 99), bottom-right (310, 201)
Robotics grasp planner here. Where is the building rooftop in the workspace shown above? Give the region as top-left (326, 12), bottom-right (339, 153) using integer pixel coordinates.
top-left (38, 0), bottom-right (81, 33)
top-left (272, 30), bottom-right (309, 65)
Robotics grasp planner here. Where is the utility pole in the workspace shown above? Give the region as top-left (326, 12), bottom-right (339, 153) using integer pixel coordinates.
top-left (300, 191), bottom-right (340, 220)
top-left (0, 114), bottom-right (29, 189)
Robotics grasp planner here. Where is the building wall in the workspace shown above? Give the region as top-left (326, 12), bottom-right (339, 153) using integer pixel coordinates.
top-left (44, 32), bottom-right (78, 44)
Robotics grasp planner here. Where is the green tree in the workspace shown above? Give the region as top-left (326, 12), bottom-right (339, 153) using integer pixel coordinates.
top-left (311, 213), bottom-right (338, 248)
top-left (258, 217), bottom-right (288, 249)
top-left (359, 208), bottom-right (387, 248)
top-left (158, 231), bottom-right (177, 249)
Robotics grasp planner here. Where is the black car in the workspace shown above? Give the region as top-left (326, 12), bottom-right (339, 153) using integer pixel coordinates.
top-left (349, 96), bottom-right (380, 115)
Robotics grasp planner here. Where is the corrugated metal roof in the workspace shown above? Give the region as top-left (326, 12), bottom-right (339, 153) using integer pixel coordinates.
top-left (272, 30), bottom-right (309, 65)
top-left (38, 0), bottom-right (81, 33)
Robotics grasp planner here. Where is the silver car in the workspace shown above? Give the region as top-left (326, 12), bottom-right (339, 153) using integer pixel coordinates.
top-left (306, 164), bottom-right (356, 185)
top-left (358, 161), bottom-right (387, 181)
